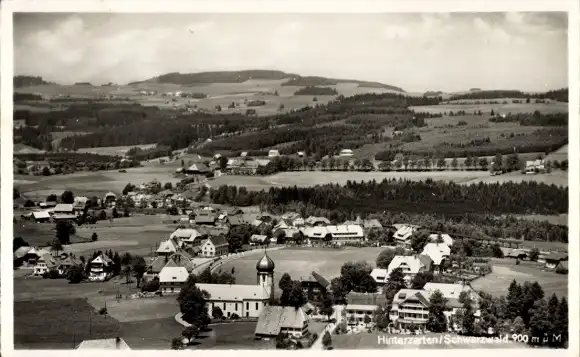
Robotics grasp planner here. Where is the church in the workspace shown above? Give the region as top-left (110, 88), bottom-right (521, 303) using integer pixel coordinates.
top-left (198, 252), bottom-right (276, 318)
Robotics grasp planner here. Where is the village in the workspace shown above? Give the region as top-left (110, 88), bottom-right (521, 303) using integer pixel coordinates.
top-left (13, 174), bottom-right (569, 350)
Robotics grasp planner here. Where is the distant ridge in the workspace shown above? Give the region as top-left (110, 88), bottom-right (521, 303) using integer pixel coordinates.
top-left (131, 70), bottom-right (405, 92)
top-left (14, 75), bottom-right (57, 88)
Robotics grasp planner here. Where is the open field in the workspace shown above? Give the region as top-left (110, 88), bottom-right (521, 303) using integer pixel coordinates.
top-left (471, 259), bottom-right (568, 299)
top-left (14, 214), bottom-right (177, 256)
top-left (14, 298), bottom-right (121, 349)
top-left (17, 80), bottom-right (399, 116)
top-left (515, 213), bottom-right (568, 226)
top-left (14, 164), bottom-right (182, 198)
top-left (332, 332), bottom-right (526, 349)
top-left (219, 247), bottom-right (383, 295)
top-left (545, 144), bottom-right (568, 162)
top-left (212, 170), bottom-right (568, 190)
top-left (410, 101), bottom-right (568, 115)
top-left (76, 144), bottom-right (158, 156)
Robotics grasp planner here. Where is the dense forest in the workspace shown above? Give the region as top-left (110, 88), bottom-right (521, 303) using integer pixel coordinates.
top-left (488, 111), bottom-right (567, 126)
top-left (14, 93), bottom-right (43, 101)
top-left (281, 76), bottom-right (405, 92)
top-left (209, 182), bottom-right (568, 242)
top-left (210, 179), bottom-right (567, 216)
top-left (293, 86), bottom-right (339, 96)
top-left (133, 70), bottom-right (297, 85)
top-left (14, 75), bottom-right (54, 88)
top-left (448, 89), bottom-right (568, 103)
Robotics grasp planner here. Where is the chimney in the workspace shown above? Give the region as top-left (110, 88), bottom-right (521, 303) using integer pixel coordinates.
top-left (115, 337), bottom-right (121, 349)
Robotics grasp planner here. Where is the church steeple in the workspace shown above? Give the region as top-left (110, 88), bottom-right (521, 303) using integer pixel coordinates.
top-left (256, 251), bottom-right (275, 299)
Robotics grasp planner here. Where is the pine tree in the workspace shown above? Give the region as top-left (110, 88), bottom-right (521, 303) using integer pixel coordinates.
top-left (505, 280), bottom-right (523, 320)
top-left (556, 297), bottom-right (568, 346)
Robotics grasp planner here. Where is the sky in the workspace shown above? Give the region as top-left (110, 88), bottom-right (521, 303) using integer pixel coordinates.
top-left (13, 12), bottom-right (568, 92)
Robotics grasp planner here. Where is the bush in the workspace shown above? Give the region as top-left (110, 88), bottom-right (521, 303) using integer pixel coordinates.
top-left (230, 313), bottom-right (240, 320)
top-left (98, 307), bottom-right (108, 315)
top-left (48, 270), bottom-right (60, 279)
top-left (91, 232), bottom-right (98, 241)
top-left (141, 278), bottom-right (160, 292)
top-left (42, 271), bottom-right (50, 279)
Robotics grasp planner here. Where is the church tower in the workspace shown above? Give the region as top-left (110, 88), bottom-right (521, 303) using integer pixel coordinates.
top-left (256, 251), bottom-right (275, 299)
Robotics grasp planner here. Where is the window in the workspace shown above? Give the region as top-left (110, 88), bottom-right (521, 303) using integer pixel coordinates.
top-left (246, 312), bottom-right (249, 317)
top-left (246, 302), bottom-right (249, 310)
top-left (235, 303), bottom-right (238, 311)
top-left (255, 302), bottom-right (259, 310)
top-left (224, 303), bottom-right (226, 310)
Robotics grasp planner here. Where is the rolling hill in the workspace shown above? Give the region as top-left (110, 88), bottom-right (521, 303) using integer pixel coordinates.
top-left (131, 70), bottom-right (405, 92)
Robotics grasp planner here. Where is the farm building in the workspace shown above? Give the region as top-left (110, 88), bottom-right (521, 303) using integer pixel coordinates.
top-left (53, 204), bottom-right (77, 221)
top-left (185, 163), bottom-right (210, 175)
top-left (544, 253), bottom-right (568, 270)
top-left (157, 238), bottom-right (179, 256)
top-left (268, 150), bottom-right (280, 157)
top-left (250, 234), bottom-right (268, 245)
top-left (73, 196), bottom-right (89, 211)
top-left (22, 211), bottom-right (51, 223)
top-left (255, 306), bottom-right (309, 338)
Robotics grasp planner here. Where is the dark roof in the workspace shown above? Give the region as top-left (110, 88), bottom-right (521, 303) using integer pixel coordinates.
top-left (227, 207), bottom-right (244, 215)
top-left (311, 271), bottom-right (330, 288)
top-left (417, 254), bottom-right (433, 269)
top-left (209, 235), bottom-right (229, 247)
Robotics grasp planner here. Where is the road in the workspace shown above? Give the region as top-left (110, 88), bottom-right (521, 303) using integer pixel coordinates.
top-left (310, 304), bottom-right (344, 350)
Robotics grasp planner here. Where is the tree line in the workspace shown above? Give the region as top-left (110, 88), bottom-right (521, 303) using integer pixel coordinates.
top-left (448, 89), bottom-right (568, 103)
top-left (489, 111), bottom-right (567, 126)
top-left (210, 179), bottom-right (567, 216)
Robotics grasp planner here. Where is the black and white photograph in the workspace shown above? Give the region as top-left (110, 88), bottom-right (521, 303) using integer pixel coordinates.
top-left (3, 2), bottom-right (577, 353)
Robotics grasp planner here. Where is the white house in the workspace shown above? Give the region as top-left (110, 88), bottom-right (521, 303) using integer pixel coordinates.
top-left (159, 266), bottom-right (190, 295)
top-left (156, 238), bottom-right (178, 256)
top-left (89, 254), bottom-right (114, 282)
top-left (33, 254), bottom-right (57, 276)
top-left (370, 268), bottom-right (389, 293)
top-left (421, 243), bottom-right (451, 273)
top-left (525, 159), bottom-right (545, 174)
top-left (339, 149), bottom-right (354, 157)
top-left (170, 228), bottom-right (203, 246)
top-left (393, 224), bottom-right (420, 246)
top-left (250, 234), bottom-right (268, 245)
top-left (268, 150), bottom-right (280, 157)
top-left (201, 235), bottom-right (229, 257)
top-left (387, 255), bottom-right (433, 287)
top-left (390, 289), bottom-right (431, 331)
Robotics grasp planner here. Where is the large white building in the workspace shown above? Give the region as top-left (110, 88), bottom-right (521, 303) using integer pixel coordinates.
top-left (300, 224), bottom-right (364, 243)
top-left (421, 243), bottom-right (451, 273)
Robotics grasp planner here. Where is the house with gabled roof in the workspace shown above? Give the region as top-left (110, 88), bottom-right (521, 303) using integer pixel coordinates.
top-left (255, 306), bottom-right (309, 338)
top-left (370, 268), bottom-right (389, 293)
top-left (387, 255), bottom-right (433, 287)
top-left (389, 289), bottom-right (431, 331)
top-left (156, 238), bottom-right (178, 256)
top-left (31, 210), bottom-right (51, 223)
top-left (421, 243), bottom-right (451, 273)
top-left (201, 235), bottom-right (229, 257)
top-left (299, 271), bottom-right (330, 296)
top-left (89, 254), bottom-right (114, 281)
top-left (345, 291), bottom-right (387, 327)
top-left (392, 224), bottom-right (420, 246)
top-left (170, 228), bottom-right (204, 246)
top-left (53, 203), bottom-right (77, 221)
top-left (195, 213), bottom-right (216, 226)
top-left (159, 265), bottom-right (190, 295)
top-left (33, 253), bottom-right (58, 276)
top-left (250, 234), bottom-right (269, 245)
top-left (544, 252), bottom-right (568, 270)
top-left (226, 215), bottom-right (245, 227)
top-left (58, 255), bottom-right (82, 276)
